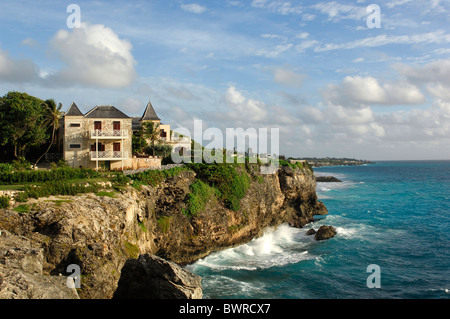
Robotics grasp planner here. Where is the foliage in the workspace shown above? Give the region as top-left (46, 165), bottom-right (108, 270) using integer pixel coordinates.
top-left (145, 144), bottom-right (173, 159)
top-left (13, 192), bottom-right (29, 203)
top-left (128, 165), bottom-right (191, 187)
top-left (132, 133), bottom-right (148, 154)
top-left (0, 91), bottom-right (49, 159)
top-left (157, 216), bottom-right (171, 233)
top-left (142, 121), bottom-right (160, 157)
top-left (186, 163), bottom-right (251, 211)
top-left (23, 180), bottom-right (104, 199)
top-left (35, 99), bottom-right (63, 165)
top-left (0, 195), bottom-right (10, 209)
top-left (138, 221), bottom-right (147, 233)
top-left (13, 204), bottom-right (30, 213)
top-left (0, 167), bottom-right (101, 184)
top-left (184, 180), bottom-right (218, 218)
top-left (123, 241), bottom-right (139, 258)
top-left (0, 163), bottom-right (14, 174)
top-left (95, 191), bottom-right (117, 198)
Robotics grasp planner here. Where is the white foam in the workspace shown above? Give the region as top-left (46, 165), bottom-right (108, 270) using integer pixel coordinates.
top-left (188, 224), bottom-right (312, 271)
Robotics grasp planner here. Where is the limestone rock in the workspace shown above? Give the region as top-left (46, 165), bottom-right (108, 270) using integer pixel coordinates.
top-left (0, 230), bottom-right (79, 299)
top-left (113, 254), bottom-right (202, 299)
top-left (314, 225), bottom-right (337, 241)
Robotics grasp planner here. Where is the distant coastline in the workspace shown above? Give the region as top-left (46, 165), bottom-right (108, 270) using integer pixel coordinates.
top-left (288, 157), bottom-right (375, 168)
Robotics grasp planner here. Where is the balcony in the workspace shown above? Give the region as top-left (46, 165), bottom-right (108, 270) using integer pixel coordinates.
top-left (91, 151), bottom-right (129, 161)
top-left (90, 130), bottom-right (128, 139)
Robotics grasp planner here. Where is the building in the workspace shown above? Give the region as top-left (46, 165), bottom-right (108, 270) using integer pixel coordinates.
top-left (61, 99), bottom-right (187, 170)
top-left (63, 103), bottom-right (133, 170)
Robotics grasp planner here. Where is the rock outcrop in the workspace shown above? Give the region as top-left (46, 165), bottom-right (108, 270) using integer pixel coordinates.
top-left (113, 254), bottom-right (202, 299)
top-left (315, 176), bottom-right (342, 182)
top-left (314, 225), bottom-right (337, 241)
top-left (0, 230), bottom-right (79, 299)
top-left (0, 165), bottom-right (328, 299)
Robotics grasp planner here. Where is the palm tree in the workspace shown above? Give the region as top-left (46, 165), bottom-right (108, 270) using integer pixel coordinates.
top-left (35, 99), bottom-right (62, 166)
top-left (142, 121), bottom-right (160, 157)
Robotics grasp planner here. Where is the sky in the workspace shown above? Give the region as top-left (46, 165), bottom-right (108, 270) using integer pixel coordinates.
top-left (1, 0), bottom-right (450, 160)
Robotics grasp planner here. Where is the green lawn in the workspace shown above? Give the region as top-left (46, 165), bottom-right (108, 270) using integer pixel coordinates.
top-left (0, 177), bottom-right (111, 191)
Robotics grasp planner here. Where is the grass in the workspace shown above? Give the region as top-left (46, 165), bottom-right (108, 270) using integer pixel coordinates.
top-left (157, 216), bottom-right (171, 233)
top-left (0, 184), bottom-right (25, 191)
top-left (44, 199), bottom-right (73, 206)
top-left (138, 221), bottom-right (147, 233)
top-left (95, 191), bottom-right (117, 198)
top-left (123, 241), bottom-right (139, 259)
top-left (14, 204), bottom-right (30, 213)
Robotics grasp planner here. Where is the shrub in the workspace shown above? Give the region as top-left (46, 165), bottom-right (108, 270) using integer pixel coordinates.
top-left (14, 192), bottom-right (28, 203)
top-left (0, 163), bottom-right (13, 174)
top-left (184, 180), bottom-right (218, 217)
top-left (186, 163), bottom-right (251, 211)
top-left (128, 166), bottom-right (191, 187)
top-left (0, 195), bottom-right (10, 209)
top-left (23, 180), bottom-right (104, 199)
top-left (0, 167), bottom-right (101, 184)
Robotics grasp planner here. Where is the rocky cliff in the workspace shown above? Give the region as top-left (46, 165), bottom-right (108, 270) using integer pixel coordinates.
top-left (0, 165), bottom-right (327, 299)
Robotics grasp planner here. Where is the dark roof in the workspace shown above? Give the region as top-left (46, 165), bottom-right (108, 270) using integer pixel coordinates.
top-left (132, 117), bottom-right (141, 131)
top-left (84, 105), bottom-right (130, 119)
top-left (140, 100), bottom-right (160, 121)
top-left (65, 102), bottom-right (84, 116)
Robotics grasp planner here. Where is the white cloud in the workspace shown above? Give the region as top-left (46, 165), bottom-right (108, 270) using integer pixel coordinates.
top-left (311, 1), bottom-right (367, 22)
top-left (180, 3), bottom-right (207, 14)
top-left (224, 86), bottom-right (267, 123)
top-left (0, 48), bottom-right (39, 83)
top-left (315, 31), bottom-right (450, 52)
top-left (323, 75), bottom-right (425, 107)
top-left (272, 68), bottom-right (305, 88)
top-left (251, 0), bottom-right (302, 15)
top-left (47, 23), bottom-right (136, 88)
top-left (21, 38), bottom-right (39, 48)
top-left (386, 0), bottom-right (413, 8)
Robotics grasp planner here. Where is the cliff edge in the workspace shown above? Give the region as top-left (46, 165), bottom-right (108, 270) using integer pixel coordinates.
top-left (0, 164), bottom-right (327, 299)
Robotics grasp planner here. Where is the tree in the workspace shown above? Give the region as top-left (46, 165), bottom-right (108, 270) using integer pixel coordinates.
top-left (0, 91), bottom-right (48, 159)
top-left (132, 128), bottom-right (148, 155)
top-left (35, 99), bottom-right (62, 165)
top-left (142, 121), bottom-right (160, 157)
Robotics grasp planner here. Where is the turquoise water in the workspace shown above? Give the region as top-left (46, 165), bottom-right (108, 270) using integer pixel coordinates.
top-left (186, 161), bottom-right (450, 299)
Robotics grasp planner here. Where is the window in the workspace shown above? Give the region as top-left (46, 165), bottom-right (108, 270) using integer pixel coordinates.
top-left (70, 144), bottom-right (81, 149)
top-left (113, 121), bottom-right (120, 130)
top-left (91, 143), bottom-right (105, 151)
top-left (94, 121), bottom-right (102, 131)
top-left (69, 123), bottom-right (81, 127)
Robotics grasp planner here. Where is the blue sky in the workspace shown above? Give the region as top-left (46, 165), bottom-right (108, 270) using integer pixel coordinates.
top-left (1, 0), bottom-right (450, 160)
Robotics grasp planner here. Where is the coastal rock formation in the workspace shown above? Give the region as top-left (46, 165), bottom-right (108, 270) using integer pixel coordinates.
top-left (0, 166), bottom-right (328, 299)
top-left (315, 176), bottom-right (342, 182)
top-left (113, 254), bottom-right (202, 299)
top-left (0, 230), bottom-right (79, 299)
top-left (314, 225), bottom-right (337, 241)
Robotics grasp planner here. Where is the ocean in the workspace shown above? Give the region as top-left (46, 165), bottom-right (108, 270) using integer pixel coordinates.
top-left (185, 161), bottom-right (450, 299)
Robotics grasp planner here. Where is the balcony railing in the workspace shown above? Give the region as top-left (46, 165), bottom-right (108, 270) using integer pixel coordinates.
top-left (90, 130), bottom-right (128, 138)
top-left (91, 151), bottom-right (129, 160)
